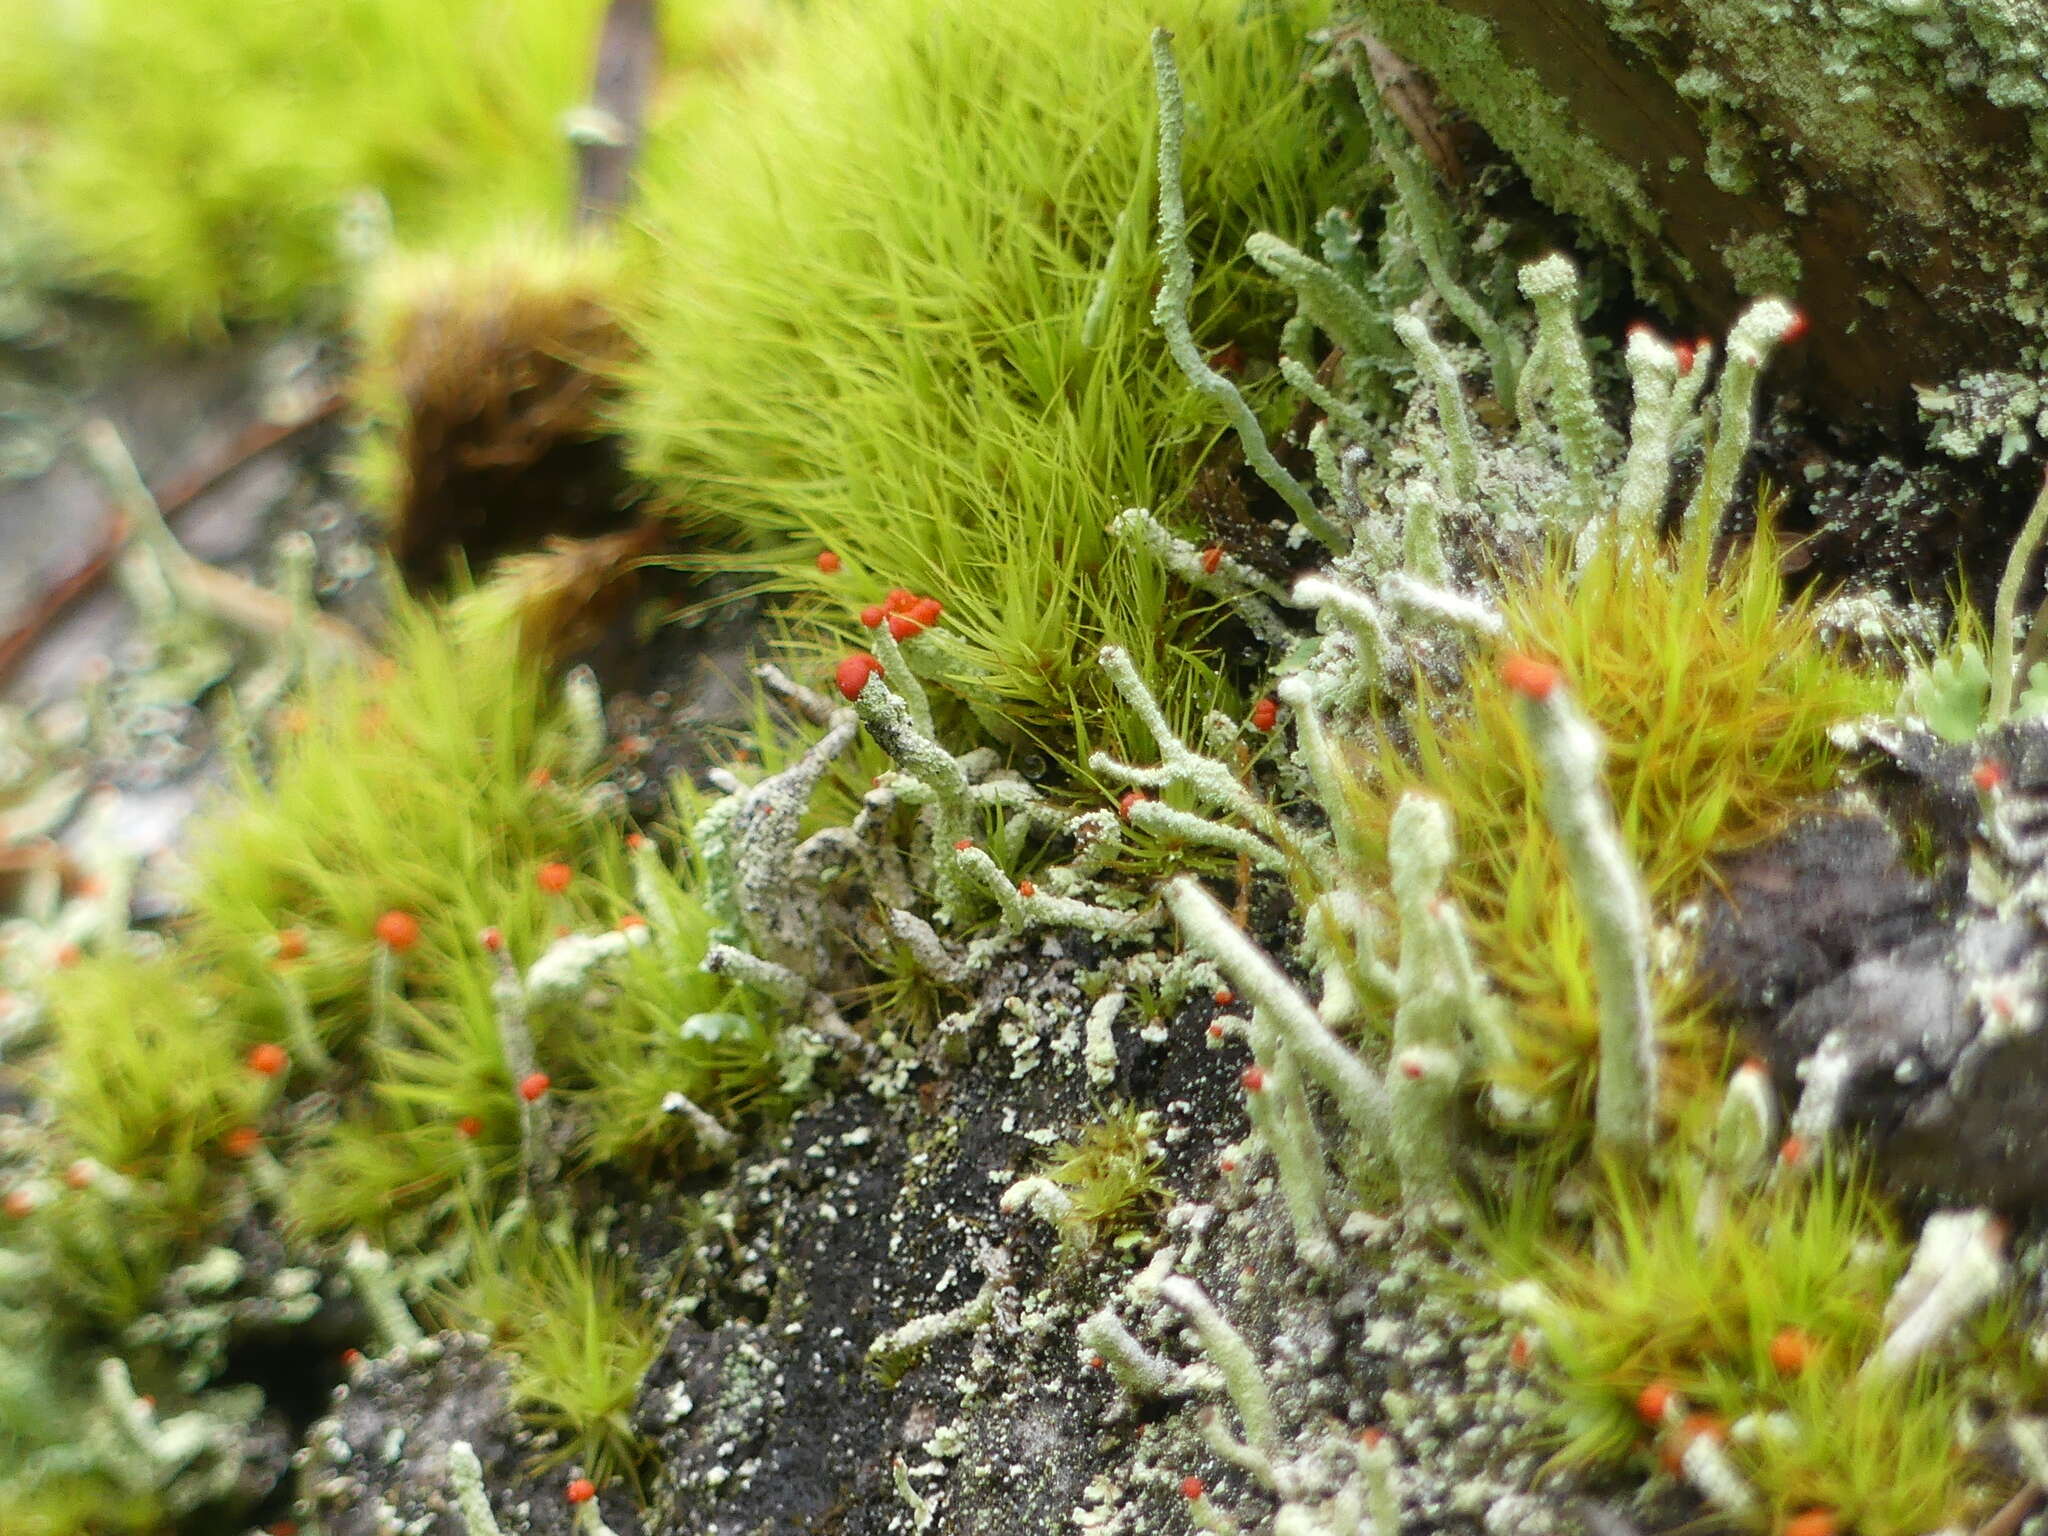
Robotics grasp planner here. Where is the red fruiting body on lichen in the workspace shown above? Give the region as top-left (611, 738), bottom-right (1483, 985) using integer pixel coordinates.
top-left (223, 1127), bottom-right (261, 1158)
top-left (52, 942), bottom-right (81, 969)
top-left (1017, 880), bottom-right (1037, 898)
top-left (1974, 759), bottom-right (2006, 791)
top-left (1769, 1327), bottom-right (1815, 1375)
top-left (625, 832), bottom-right (648, 851)
top-left (567, 1479), bottom-right (596, 1505)
top-left (1783, 1512), bottom-right (1838, 1536)
top-left (456, 1115), bottom-right (484, 1139)
top-left (1200, 545), bottom-right (1223, 574)
top-left (1218, 1154), bottom-right (1237, 1172)
top-left (537, 862), bottom-right (573, 895)
top-left (836, 653), bottom-right (883, 701)
top-left (1118, 789), bottom-right (1146, 819)
top-left (1180, 1476), bottom-right (1206, 1501)
top-left (1679, 1412), bottom-right (1724, 1447)
top-left (1781, 309), bottom-right (1809, 344)
top-left (860, 603), bottom-right (886, 628)
top-left (519, 1072), bottom-right (551, 1103)
top-left (480, 927), bottom-right (504, 952)
top-left (247, 1042), bottom-right (289, 1078)
top-left (954, 838), bottom-right (974, 851)
top-left (4, 1189), bottom-right (33, 1219)
top-left (374, 910), bottom-right (420, 952)
top-left (1206, 1023), bottom-right (1225, 1040)
top-left (1673, 342), bottom-right (1695, 376)
top-left (64, 1161), bottom-right (93, 1190)
top-left (275, 927), bottom-right (308, 961)
top-left (619, 914), bottom-right (648, 932)
top-left (1501, 652), bottom-right (1561, 701)
top-left (1214, 988), bottom-right (1234, 1006)
top-left (1240, 1065), bottom-right (1266, 1092)
top-left (1509, 1332), bottom-right (1533, 1369)
top-left (910, 596), bottom-right (942, 626)
top-left (1635, 1381), bottom-right (1675, 1425)
top-left (816, 550), bottom-right (841, 574)
top-left (887, 611), bottom-right (926, 641)
top-left (1780, 1134), bottom-right (1807, 1165)
top-left (1250, 697), bottom-right (1278, 731)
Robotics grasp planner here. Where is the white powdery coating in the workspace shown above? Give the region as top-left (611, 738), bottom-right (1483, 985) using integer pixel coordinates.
top-left (1711, 1059), bottom-right (1776, 1177)
top-left (523, 926), bottom-right (645, 1004)
top-left (1157, 1275), bottom-right (1277, 1458)
top-left (1868, 1208), bottom-right (2007, 1377)
top-left (447, 1441), bottom-right (503, 1536)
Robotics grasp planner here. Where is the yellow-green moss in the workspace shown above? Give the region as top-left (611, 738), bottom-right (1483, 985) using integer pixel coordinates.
top-left (1344, 521), bottom-right (1891, 1124)
top-left (0, 0), bottom-right (766, 331)
top-left (624, 0), bottom-right (1365, 767)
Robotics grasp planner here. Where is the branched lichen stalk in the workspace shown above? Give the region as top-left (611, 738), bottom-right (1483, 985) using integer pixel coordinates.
top-left (1092, 646), bottom-right (1279, 837)
top-left (1615, 328), bottom-right (1709, 543)
top-left (1165, 876), bottom-right (1390, 1155)
top-left (1516, 255), bottom-right (1610, 522)
top-left (343, 1236), bottom-right (424, 1352)
top-left (1157, 1276), bottom-right (1276, 1460)
top-left (1278, 354), bottom-right (1372, 443)
top-left (1149, 30), bottom-right (1324, 541)
top-left (447, 1442), bottom-right (502, 1536)
top-left (1393, 312), bottom-right (1479, 501)
top-left (1078, 1307), bottom-right (1180, 1398)
top-left (1680, 298), bottom-right (1799, 550)
top-left (1991, 469), bottom-right (2048, 723)
top-left (1507, 665), bottom-right (1657, 1153)
top-left (1241, 1045), bottom-right (1337, 1272)
top-left (1109, 507), bottom-right (1297, 649)
top-left (1357, 75), bottom-right (1520, 409)
top-left (1867, 1209), bottom-right (2007, 1378)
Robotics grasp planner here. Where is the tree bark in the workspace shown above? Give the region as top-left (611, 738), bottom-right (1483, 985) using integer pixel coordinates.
top-left (1346, 0), bottom-right (2048, 435)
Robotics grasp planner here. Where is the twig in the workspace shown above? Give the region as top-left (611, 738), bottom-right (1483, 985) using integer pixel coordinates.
top-left (77, 418), bottom-right (372, 661)
top-left (0, 394), bottom-right (345, 686)
top-left (1974, 1481), bottom-right (2042, 1536)
top-left (573, 0), bottom-right (661, 231)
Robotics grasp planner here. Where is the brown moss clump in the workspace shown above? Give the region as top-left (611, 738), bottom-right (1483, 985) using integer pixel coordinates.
top-left (351, 237), bottom-right (642, 589)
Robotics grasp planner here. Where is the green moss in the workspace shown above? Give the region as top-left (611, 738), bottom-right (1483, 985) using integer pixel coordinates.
top-left (624, 0), bottom-right (1363, 768)
top-left (0, 0), bottom-right (758, 332)
top-left (1038, 1106), bottom-right (1169, 1253)
top-left (439, 1217), bottom-right (668, 1487)
top-left (1491, 1156), bottom-right (2009, 1535)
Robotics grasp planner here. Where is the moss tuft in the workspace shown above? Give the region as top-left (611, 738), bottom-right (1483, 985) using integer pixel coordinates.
top-left (1037, 1105), bottom-right (1169, 1253)
top-left (624, 0), bottom-right (1362, 768)
top-left (1344, 515), bottom-right (1892, 1122)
